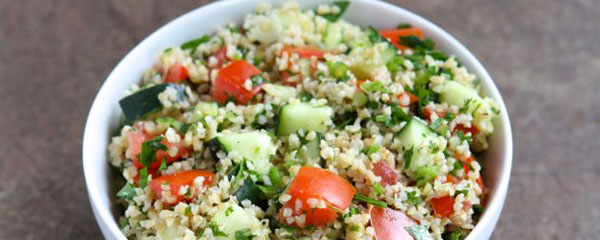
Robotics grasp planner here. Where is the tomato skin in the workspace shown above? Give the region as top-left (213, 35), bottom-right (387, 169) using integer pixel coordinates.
top-left (127, 127), bottom-right (188, 170)
top-left (149, 170), bottom-right (214, 204)
top-left (454, 124), bottom-right (480, 136)
top-left (164, 64), bottom-right (189, 83)
top-left (430, 196), bottom-right (455, 217)
top-left (397, 92), bottom-right (419, 107)
top-left (370, 206), bottom-right (416, 240)
top-left (446, 174), bottom-right (458, 184)
top-left (211, 60), bottom-right (262, 105)
top-left (281, 166), bottom-right (356, 227)
top-left (280, 71), bottom-right (298, 87)
top-left (378, 28), bottom-right (424, 50)
top-left (373, 161), bottom-right (398, 187)
top-left (281, 45), bottom-right (325, 59)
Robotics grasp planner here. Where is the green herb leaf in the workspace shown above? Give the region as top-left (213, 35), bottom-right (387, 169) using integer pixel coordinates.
top-left (406, 190), bottom-right (422, 205)
top-left (207, 222), bottom-right (228, 238)
top-left (185, 206), bottom-right (192, 215)
top-left (234, 228), bottom-right (252, 240)
top-left (139, 167), bottom-right (149, 188)
top-left (318, 1), bottom-right (350, 22)
top-left (397, 23), bottom-right (412, 29)
top-left (373, 183), bottom-right (384, 196)
top-left (116, 184), bottom-right (136, 201)
top-left (158, 157), bottom-right (167, 172)
top-left (391, 104), bottom-right (411, 123)
top-left (360, 145), bottom-right (381, 155)
top-left (181, 35), bottom-right (211, 53)
top-left (403, 147), bottom-right (414, 170)
top-left (361, 81), bottom-right (391, 93)
top-left (269, 167), bottom-right (283, 188)
top-left (119, 217), bottom-right (129, 229)
top-left (353, 193), bottom-right (387, 208)
top-left (139, 137), bottom-right (167, 168)
top-left (224, 206), bottom-right (234, 217)
top-left (398, 36), bottom-right (435, 51)
top-left (250, 74), bottom-right (267, 86)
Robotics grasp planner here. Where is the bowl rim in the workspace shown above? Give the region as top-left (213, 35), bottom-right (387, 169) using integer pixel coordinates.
top-left (83, 0), bottom-right (513, 239)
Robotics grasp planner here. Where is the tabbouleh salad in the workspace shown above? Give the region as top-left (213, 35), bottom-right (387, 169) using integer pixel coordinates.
top-left (108, 1), bottom-right (500, 239)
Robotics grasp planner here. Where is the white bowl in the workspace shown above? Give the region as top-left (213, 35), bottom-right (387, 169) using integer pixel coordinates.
top-left (83, 0), bottom-right (513, 239)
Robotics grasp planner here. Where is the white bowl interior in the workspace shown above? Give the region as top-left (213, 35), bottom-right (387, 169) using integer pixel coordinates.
top-left (83, 0), bottom-right (512, 239)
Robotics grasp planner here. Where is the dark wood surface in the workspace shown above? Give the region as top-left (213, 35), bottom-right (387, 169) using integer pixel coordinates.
top-left (1, 0), bottom-right (598, 239)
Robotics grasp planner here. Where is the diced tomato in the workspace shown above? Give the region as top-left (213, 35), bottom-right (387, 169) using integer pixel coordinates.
top-left (430, 196), bottom-right (455, 217)
top-left (281, 45), bottom-right (326, 59)
top-left (211, 60), bottom-right (262, 105)
top-left (454, 124), bottom-right (480, 135)
top-left (280, 71), bottom-right (297, 87)
top-left (210, 46), bottom-right (228, 69)
top-left (149, 170), bottom-right (214, 204)
top-left (370, 206), bottom-right (416, 240)
top-left (397, 92), bottom-right (419, 107)
top-left (164, 64), bottom-right (189, 83)
top-left (356, 80), bottom-right (366, 92)
top-left (280, 166), bottom-right (356, 227)
top-left (127, 127), bottom-right (188, 170)
top-left (423, 108), bottom-right (447, 120)
top-left (446, 174), bottom-right (458, 184)
top-left (373, 161), bottom-right (398, 187)
top-left (476, 176), bottom-right (485, 194)
top-left (378, 28), bottom-right (424, 50)
top-left (463, 155), bottom-right (474, 175)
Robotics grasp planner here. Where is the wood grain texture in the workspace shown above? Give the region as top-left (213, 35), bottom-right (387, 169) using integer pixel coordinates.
top-left (0, 0), bottom-right (598, 239)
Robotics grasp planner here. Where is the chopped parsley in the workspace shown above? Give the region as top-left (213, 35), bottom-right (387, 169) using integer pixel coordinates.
top-left (353, 193), bottom-right (387, 208)
top-left (373, 182), bottom-right (384, 196)
top-left (207, 222), bottom-right (228, 238)
top-left (403, 147), bottom-right (414, 169)
top-left (224, 206), bottom-right (234, 217)
top-left (139, 137), bottom-right (167, 168)
top-left (361, 145), bottom-right (381, 155)
top-left (456, 189), bottom-right (469, 196)
top-left (139, 167), bottom-right (149, 188)
top-left (406, 190), bottom-right (423, 205)
top-left (184, 206), bottom-right (192, 215)
top-left (361, 81), bottom-right (391, 93)
top-left (398, 35), bottom-right (435, 51)
top-left (397, 23), bottom-right (412, 29)
top-left (375, 115), bottom-right (389, 123)
top-left (349, 225), bottom-right (360, 232)
top-left (119, 217), bottom-right (129, 229)
top-left (317, 1), bottom-right (350, 22)
top-left (116, 184), bottom-right (136, 201)
top-left (250, 74), bottom-right (266, 86)
top-left (180, 35), bottom-right (211, 53)
top-left (428, 140), bottom-right (440, 153)
top-left (234, 228), bottom-right (252, 240)
top-left (456, 130), bottom-right (473, 143)
top-left (158, 158), bottom-right (167, 172)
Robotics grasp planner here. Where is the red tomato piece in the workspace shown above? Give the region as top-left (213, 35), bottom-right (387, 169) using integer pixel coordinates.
top-left (281, 166), bottom-right (356, 227)
top-left (280, 71), bottom-right (298, 87)
top-left (281, 45), bottom-right (326, 59)
top-left (463, 155), bottom-right (474, 175)
top-left (149, 170), bottom-right (214, 204)
top-left (370, 206), bottom-right (416, 240)
top-left (373, 161), bottom-right (398, 187)
top-left (379, 28), bottom-right (424, 50)
top-left (164, 64), bottom-right (189, 83)
top-left (356, 79), bottom-right (366, 92)
top-left (446, 174), bottom-right (458, 184)
top-left (127, 128), bottom-right (188, 170)
top-left (476, 176), bottom-right (485, 194)
top-left (454, 124), bottom-right (480, 135)
top-left (211, 60), bottom-right (262, 105)
top-left (397, 92), bottom-right (419, 107)
top-left (430, 196), bottom-right (455, 217)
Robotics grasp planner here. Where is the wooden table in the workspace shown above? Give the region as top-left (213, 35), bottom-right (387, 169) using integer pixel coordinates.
top-left (1, 0), bottom-right (598, 239)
